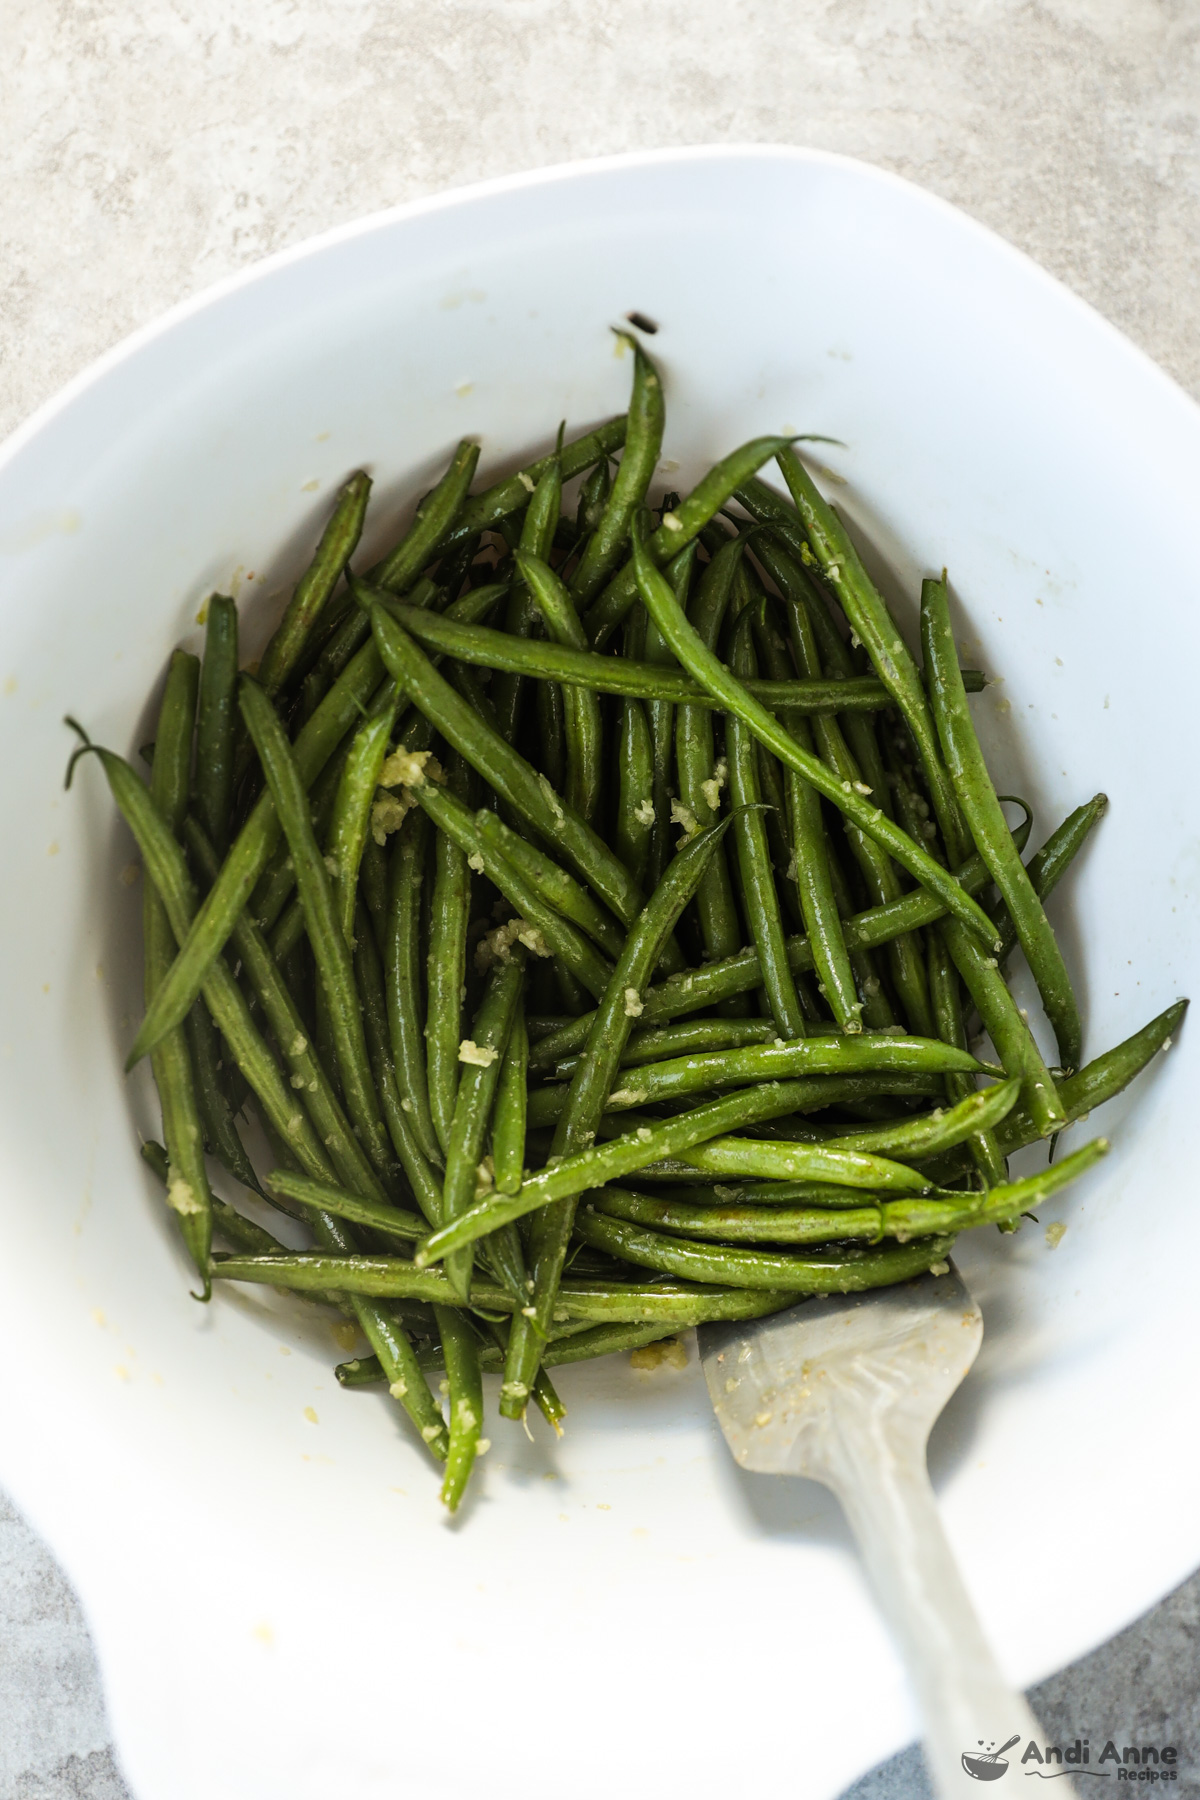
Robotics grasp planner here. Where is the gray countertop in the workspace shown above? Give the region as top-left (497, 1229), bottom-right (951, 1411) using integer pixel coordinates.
top-left (2, 3), bottom-right (1198, 1795)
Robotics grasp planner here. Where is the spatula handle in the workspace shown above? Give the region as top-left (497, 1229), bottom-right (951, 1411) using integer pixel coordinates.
top-left (827, 1430), bottom-right (1072, 1800)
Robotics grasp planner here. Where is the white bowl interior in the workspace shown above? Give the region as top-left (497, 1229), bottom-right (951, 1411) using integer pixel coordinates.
top-left (0, 148), bottom-right (1197, 1800)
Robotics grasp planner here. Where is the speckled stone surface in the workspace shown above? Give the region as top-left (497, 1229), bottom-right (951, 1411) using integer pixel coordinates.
top-left (2, 4), bottom-right (1199, 1796)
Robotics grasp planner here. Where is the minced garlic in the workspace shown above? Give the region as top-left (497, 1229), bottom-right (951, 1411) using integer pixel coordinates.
top-left (166, 1172), bottom-right (202, 1217)
top-left (631, 1337), bottom-right (688, 1371)
top-left (379, 747), bottom-right (437, 789)
top-left (370, 792), bottom-right (414, 845)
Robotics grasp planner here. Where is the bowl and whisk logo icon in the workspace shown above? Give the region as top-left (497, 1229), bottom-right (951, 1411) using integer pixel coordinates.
top-left (962, 1734), bottom-right (1021, 1780)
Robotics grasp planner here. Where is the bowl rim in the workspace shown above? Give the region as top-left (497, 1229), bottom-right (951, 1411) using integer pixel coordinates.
top-left (3, 142), bottom-right (1197, 485)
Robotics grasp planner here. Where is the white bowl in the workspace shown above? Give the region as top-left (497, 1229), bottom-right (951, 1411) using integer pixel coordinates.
top-left (1, 146), bottom-right (1197, 1800)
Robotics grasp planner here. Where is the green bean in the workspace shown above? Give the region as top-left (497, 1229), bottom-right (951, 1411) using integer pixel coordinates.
top-left (776, 448), bottom-right (971, 866)
top-left (267, 1171), bottom-right (426, 1242)
top-left (297, 618), bottom-right (370, 726)
top-left (921, 1135), bottom-right (1108, 1225)
top-left (184, 996), bottom-right (263, 1197)
top-left (524, 1068), bottom-right (945, 1133)
top-left (194, 595), bottom-right (239, 857)
top-left (642, 1133), bottom-right (939, 1188)
top-left (648, 547), bottom-right (696, 889)
top-left (425, 757), bottom-right (474, 1157)
top-left (572, 455), bottom-right (612, 548)
top-left (138, 654), bottom-right (214, 1291)
top-left (442, 579), bottom-right (511, 626)
top-left (590, 1126), bottom-right (1098, 1249)
top-left (489, 452), bottom-right (563, 741)
top-left (529, 818), bottom-right (1027, 1067)
top-left (213, 1252), bottom-right (799, 1329)
top-left (535, 673), bottom-right (566, 790)
top-left (378, 604), bottom-right (930, 712)
top-left (442, 951), bottom-right (525, 1300)
top-left (211, 1252), bottom-right (509, 1305)
top-left (142, 1140), bottom-right (299, 1264)
top-left (530, 1076), bottom-right (895, 1134)
top-left (415, 780), bottom-right (613, 999)
top-left (675, 535), bottom-right (746, 985)
top-left (518, 551), bottom-right (603, 822)
top-left (590, 1188), bottom-right (890, 1242)
top-left (749, 587), bottom-right (863, 1031)
top-left (614, 693), bottom-right (654, 888)
top-left (852, 1137), bottom-right (1113, 1240)
top-left (994, 793), bottom-right (1107, 966)
top-left (129, 639), bottom-right (386, 1066)
top-left (732, 472), bottom-right (810, 551)
top-left (725, 609), bottom-right (806, 1037)
top-left (383, 812), bottom-right (442, 1166)
top-left (570, 336), bottom-right (664, 606)
top-left (549, 1032), bottom-right (984, 1111)
top-left (432, 529), bottom-right (482, 604)
top-left (367, 604), bottom-right (684, 969)
top-left (369, 440), bottom-right (480, 592)
top-left (239, 677), bottom-right (396, 1184)
top-left (630, 522), bottom-right (999, 951)
top-left (354, 1289), bottom-right (450, 1461)
top-left (807, 1075), bottom-right (1019, 1158)
top-left (776, 576), bottom-right (933, 1036)
top-left (751, 729), bottom-right (803, 934)
top-left (584, 435), bottom-right (797, 646)
top-left (923, 998), bottom-right (1186, 1183)
top-left (257, 472), bottom-right (371, 697)
top-left (415, 1075), bottom-right (918, 1267)
top-left (927, 925), bottom-right (1007, 1187)
top-left (753, 531), bottom-right (896, 814)
top-left (550, 1283), bottom-right (801, 1326)
top-left (922, 575), bottom-right (1081, 1068)
top-left (537, 1016), bottom-right (784, 1075)
top-left (475, 1315), bottom-right (564, 1432)
top-left (327, 680), bottom-right (402, 946)
top-left (469, 807), bottom-right (623, 957)
top-left (69, 737), bottom-right (348, 1188)
top-left (351, 892), bottom-right (450, 1232)
top-left (573, 1211), bottom-right (957, 1291)
top-left (492, 1002), bottom-right (527, 1196)
top-left (250, 734), bottom-right (352, 934)
top-left (433, 1305), bottom-right (483, 1511)
top-left (502, 817), bottom-right (736, 1417)
top-left (445, 417), bottom-right (628, 544)
top-left (940, 915), bottom-right (1066, 1136)
top-left (340, 1320), bottom-right (711, 1386)
top-left (184, 817), bottom-right (387, 1205)
top-left (635, 1177), bottom-right (916, 1207)
top-left (360, 833), bottom-right (388, 942)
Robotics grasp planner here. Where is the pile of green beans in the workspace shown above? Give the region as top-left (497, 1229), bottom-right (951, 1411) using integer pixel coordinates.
top-left (68, 335), bottom-right (1184, 1516)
